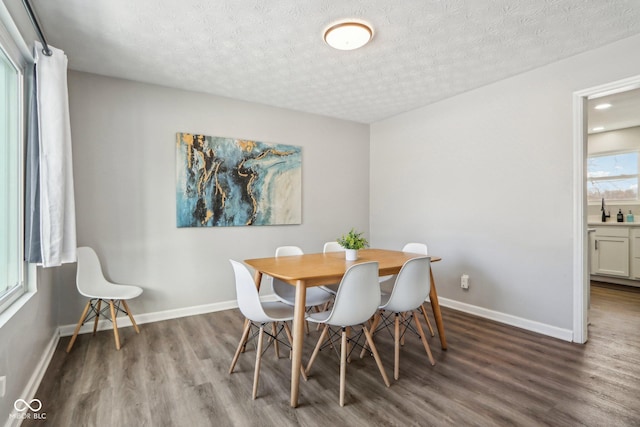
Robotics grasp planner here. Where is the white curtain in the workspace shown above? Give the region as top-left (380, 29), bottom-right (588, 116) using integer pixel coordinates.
top-left (30, 41), bottom-right (77, 267)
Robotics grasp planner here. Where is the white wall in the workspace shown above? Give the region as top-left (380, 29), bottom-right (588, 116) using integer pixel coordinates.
top-left (57, 71), bottom-right (370, 325)
top-left (370, 34), bottom-right (640, 334)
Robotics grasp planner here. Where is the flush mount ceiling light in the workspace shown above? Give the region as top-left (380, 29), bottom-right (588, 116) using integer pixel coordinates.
top-left (594, 103), bottom-right (612, 110)
top-left (592, 126), bottom-right (605, 132)
top-left (324, 21), bottom-right (373, 50)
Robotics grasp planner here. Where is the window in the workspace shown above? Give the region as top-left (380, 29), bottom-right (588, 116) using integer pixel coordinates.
top-left (0, 41), bottom-right (24, 314)
top-left (587, 151), bottom-right (639, 203)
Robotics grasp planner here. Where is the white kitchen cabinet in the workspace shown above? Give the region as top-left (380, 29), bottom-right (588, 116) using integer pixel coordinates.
top-left (591, 227), bottom-right (629, 277)
top-left (631, 228), bottom-right (640, 279)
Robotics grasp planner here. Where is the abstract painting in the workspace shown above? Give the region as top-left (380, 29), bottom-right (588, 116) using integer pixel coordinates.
top-left (176, 133), bottom-right (301, 227)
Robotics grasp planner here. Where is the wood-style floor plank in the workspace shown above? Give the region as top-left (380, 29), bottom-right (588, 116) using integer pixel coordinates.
top-left (22, 282), bottom-right (640, 426)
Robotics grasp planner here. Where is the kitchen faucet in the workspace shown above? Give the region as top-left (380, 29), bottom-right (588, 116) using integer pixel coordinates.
top-left (601, 198), bottom-right (610, 222)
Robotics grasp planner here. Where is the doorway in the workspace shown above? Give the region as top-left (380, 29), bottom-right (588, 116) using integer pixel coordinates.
top-left (573, 75), bottom-right (640, 343)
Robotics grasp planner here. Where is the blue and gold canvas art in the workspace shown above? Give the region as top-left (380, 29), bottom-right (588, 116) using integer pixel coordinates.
top-left (176, 133), bottom-right (301, 227)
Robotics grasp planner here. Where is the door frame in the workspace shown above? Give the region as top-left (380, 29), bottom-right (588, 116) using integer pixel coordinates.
top-left (572, 74), bottom-right (640, 343)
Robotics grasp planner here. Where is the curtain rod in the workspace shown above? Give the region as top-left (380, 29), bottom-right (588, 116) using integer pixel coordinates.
top-left (21, 0), bottom-right (52, 56)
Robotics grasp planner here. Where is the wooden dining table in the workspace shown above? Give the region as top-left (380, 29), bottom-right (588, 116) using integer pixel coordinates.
top-left (244, 248), bottom-right (447, 407)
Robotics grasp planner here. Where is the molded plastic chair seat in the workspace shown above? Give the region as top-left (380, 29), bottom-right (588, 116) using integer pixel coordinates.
top-left (66, 247), bottom-right (143, 352)
top-left (362, 256), bottom-right (435, 380)
top-left (305, 261), bottom-right (390, 406)
top-left (380, 243), bottom-right (429, 284)
top-left (270, 284), bottom-right (333, 307)
top-left (78, 283), bottom-right (143, 301)
top-left (270, 246), bottom-right (332, 307)
top-left (259, 301), bottom-right (301, 322)
top-left (379, 242), bottom-right (435, 336)
top-left (321, 242), bottom-right (345, 294)
top-left (229, 259), bottom-right (307, 399)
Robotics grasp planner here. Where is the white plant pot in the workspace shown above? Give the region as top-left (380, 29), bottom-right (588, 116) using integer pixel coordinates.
top-left (345, 249), bottom-right (358, 261)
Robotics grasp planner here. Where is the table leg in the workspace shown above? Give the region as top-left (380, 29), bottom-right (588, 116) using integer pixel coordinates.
top-left (291, 280), bottom-right (306, 407)
top-left (253, 271), bottom-right (263, 290)
top-left (429, 268), bottom-right (448, 350)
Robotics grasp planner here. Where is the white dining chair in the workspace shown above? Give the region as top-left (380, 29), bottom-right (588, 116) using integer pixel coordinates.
top-left (228, 260), bottom-right (307, 399)
top-left (305, 261), bottom-right (390, 406)
top-left (66, 246), bottom-right (143, 352)
top-left (270, 246), bottom-right (333, 309)
top-left (401, 243), bottom-right (435, 337)
top-left (379, 242), bottom-right (435, 337)
top-left (380, 242), bottom-right (430, 283)
top-left (321, 241), bottom-right (345, 295)
top-left (361, 256), bottom-right (435, 380)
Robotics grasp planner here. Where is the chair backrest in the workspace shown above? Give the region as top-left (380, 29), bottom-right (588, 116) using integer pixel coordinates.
top-left (230, 259), bottom-right (270, 323)
top-left (402, 242), bottom-right (428, 255)
top-left (271, 246), bottom-right (304, 300)
top-left (382, 256), bottom-right (431, 313)
top-left (323, 241), bottom-right (345, 253)
top-left (325, 262), bottom-right (380, 326)
top-left (76, 246), bottom-right (112, 297)
top-left (275, 246), bottom-right (304, 257)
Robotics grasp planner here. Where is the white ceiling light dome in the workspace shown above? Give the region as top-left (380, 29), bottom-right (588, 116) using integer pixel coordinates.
top-left (324, 21), bottom-right (373, 51)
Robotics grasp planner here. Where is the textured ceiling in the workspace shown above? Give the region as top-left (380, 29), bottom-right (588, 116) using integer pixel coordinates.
top-left (30, 0), bottom-right (640, 123)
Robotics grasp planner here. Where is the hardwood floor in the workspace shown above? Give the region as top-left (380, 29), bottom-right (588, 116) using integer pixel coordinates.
top-left (24, 283), bottom-right (640, 426)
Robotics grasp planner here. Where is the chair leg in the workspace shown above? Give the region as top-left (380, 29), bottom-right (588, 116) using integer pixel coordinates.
top-left (66, 300), bottom-right (92, 353)
top-left (315, 305), bottom-right (325, 331)
top-left (305, 324), bottom-right (329, 375)
top-left (413, 311), bottom-right (435, 366)
top-left (400, 313), bottom-right (406, 346)
top-left (240, 318), bottom-right (249, 353)
top-left (93, 299), bottom-right (101, 335)
top-left (229, 320), bottom-right (252, 374)
top-left (394, 313), bottom-right (401, 380)
top-left (360, 311), bottom-right (382, 358)
top-left (346, 326), bottom-right (352, 363)
top-left (340, 327), bottom-right (347, 407)
top-left (121, 299), bottom-right (140, 334)
top-left (362, 325), bottom-right (390, 388)
top-left (282, 321), bottom-right (293, 360)
top-left (420, 303), bottom-right (435, 337)
top-left (109, 300), bottom-right (121, 350)
top-left (272, 322), bottom-right (280, 359)
top-left (252, 324), bottom-right (265, 399)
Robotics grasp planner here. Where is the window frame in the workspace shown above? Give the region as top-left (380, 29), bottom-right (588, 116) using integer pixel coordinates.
top-left (587, 149), bottom-right (640, 205)
top-left (0, 15), bottom-right (27, 316)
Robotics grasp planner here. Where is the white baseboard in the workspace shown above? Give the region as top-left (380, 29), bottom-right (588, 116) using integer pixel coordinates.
top-left (436, 297), bottom-right (573, 342)
top-left (58, 294), bottom-right (573, 342)
top-left (4, 330), bottom-right (59, 427)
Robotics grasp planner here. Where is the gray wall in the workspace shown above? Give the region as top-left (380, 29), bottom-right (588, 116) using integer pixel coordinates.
top-left (370, 34), bottom-right (640, 332)
top-left (0, 268), bottom-right (56, 423)
top-left (56, 71), bottom-right (370, 325)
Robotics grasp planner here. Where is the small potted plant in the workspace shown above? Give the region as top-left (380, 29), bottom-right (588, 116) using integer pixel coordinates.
top-left (337, 228), bottom-right (369, 261)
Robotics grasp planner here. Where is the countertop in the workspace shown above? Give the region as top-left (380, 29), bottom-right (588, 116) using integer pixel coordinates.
top-left (588, 221), bottom-right (640, 226)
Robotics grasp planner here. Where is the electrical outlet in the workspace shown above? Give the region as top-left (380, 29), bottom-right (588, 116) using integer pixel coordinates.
top-left (461, 274), bottom-right (469, 290)
top-left (0, 376), bottom-right (6, 397)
